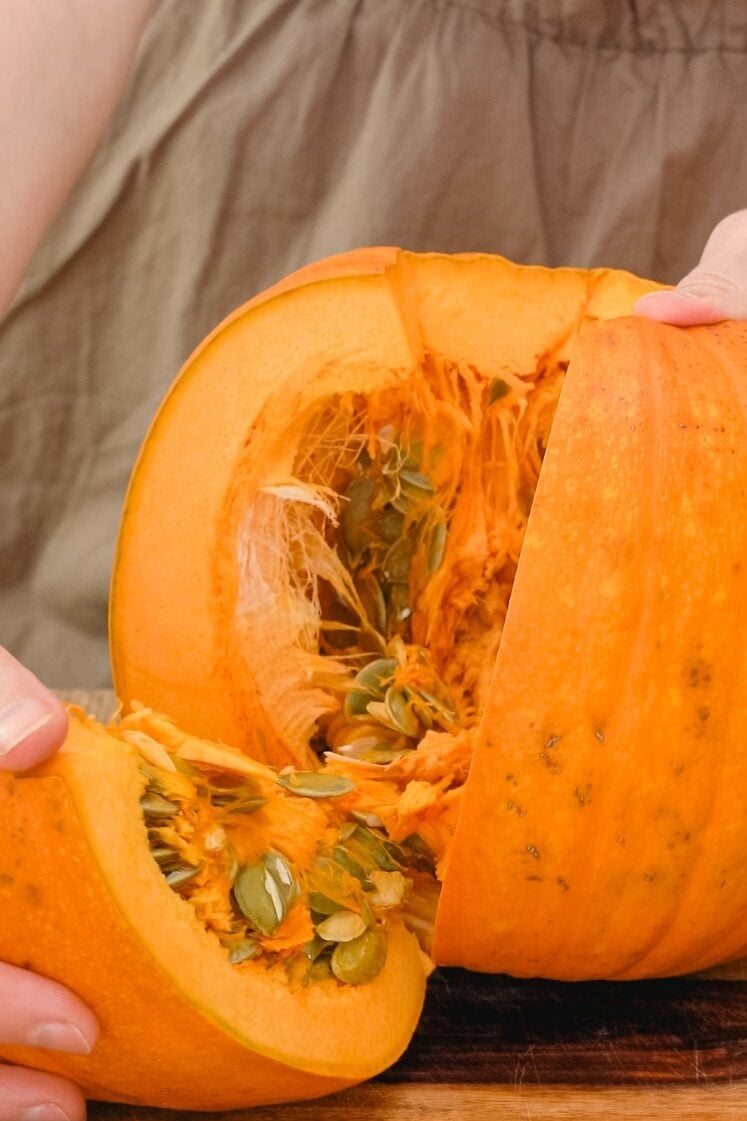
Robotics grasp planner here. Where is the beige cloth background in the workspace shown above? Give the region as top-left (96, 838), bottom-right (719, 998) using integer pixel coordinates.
top-left (2, 0), bottom-right (746, 687)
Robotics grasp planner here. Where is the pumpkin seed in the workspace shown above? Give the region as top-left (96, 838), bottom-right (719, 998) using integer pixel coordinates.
top-left (399, 468), bottom-right (434, 496)
top-left (331, 929), bottom-right (387, 985)
top-left (308, 892), bottom-right (345, 916)
top-left (303, 935), bottom-right (330, 963)
top-left (353, 826), bottom-right (402, 871)
top-left (166, 865), bottom-right (201, 889)
top-left (382, 538), bottom-right (412, 583)
top-left (316, 910), bottom-right (368, 943)
top-left (151, 846), bottom-right (179, 865)
top-left (277, 771), bottom-right (354, 799)
top-left (228, 939), bottom-right (260, 964)
top-left (332, 846), bottom-right (369, 884)
top-left (140, 793), bottom-right (179, 817)
top-left (344, 658), bottom-right (397, 717)
top-left (264, 850), bottom-right (298, 909)
top-left (307, 956), bottom-right (334, 983)
top-left (233, 861), bottom-right (283, 935)
top-left (215, 796), bottom-right (268, 815)
top-left (488, 376), bottom-right (511, 403)
top-left (383, 687), bottom-right (420, 737)
top-left (427, 519), bottom-right (448, 573)
top-left (355, 571), bottom-right (387, 635)
top-left (124, 730), bottom-right (177, 773)
top-left (341, 477), bottom-right (375, 557)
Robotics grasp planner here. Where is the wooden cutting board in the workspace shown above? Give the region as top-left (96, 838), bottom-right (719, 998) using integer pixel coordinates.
top-left (61, 694), bottom-right (747, 1119)
top-left (85, 967), bottom-right (747, 1121)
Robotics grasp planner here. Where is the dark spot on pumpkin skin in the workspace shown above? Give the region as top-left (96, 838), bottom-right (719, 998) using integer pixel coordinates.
top-left (526, 875), bottom-right (543, 882)
top-left (556, 877), bottom-right (571, 892)
top-left (686, 658), bottom-right (712, 688)
top-left (0, 873), bottom-right (13, 885)
top-left (698, 705), bottom-right (710, 722)
top-left (643, 872), bottom-right (658, 883)
top-left (25, 884), bottom-right (43, 904)
top-left (573, 784), bottom-right (592, 808)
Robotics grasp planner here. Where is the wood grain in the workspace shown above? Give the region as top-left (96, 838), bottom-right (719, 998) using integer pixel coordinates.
top-left (88, 1082), bottom-right (747, 1121)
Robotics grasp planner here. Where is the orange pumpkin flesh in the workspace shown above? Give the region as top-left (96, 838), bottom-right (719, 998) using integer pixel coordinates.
top-left (3, 250), bottom-right (746, 1110)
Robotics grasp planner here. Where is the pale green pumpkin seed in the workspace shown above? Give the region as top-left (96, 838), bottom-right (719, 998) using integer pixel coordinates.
top-left (166, 865), bottom-right (201, 889)
top-left (140, 793), bottom-right (179, 817)
top-left (307, 956), bottom-right (334, 983)
top-left (331, 929), bottom-right (387, 985)
top-left (277, 771), bottom-right (354, 799)
top-left (316, 910), bottom-right (368, 943)
top-left (228, 939), bottom-right (261, 964)
top-left (233, 861), bottom-right (284, 935)
top-left (488, 376), bottom-right (511, 403)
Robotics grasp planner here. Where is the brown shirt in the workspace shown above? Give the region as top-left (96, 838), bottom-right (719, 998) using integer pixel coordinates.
top-left (2, 0), bottom-right (746, 687)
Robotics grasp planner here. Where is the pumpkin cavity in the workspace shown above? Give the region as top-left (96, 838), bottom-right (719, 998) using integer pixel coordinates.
top-left (231, 348), bottom-right (566, 872)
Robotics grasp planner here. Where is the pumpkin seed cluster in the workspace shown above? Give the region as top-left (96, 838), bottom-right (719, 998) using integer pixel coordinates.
top-left (314, 432), bottom-right (462, 763)
top-left (136, 734), bottom-right (430, 987)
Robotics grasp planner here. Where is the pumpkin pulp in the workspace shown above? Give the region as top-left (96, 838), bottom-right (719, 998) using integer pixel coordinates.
top-left (223, 342), bottom-right (568, 892)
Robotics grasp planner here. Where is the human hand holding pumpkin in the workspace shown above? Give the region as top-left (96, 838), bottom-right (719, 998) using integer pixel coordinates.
top-left (635, 208), bottom-right (747, 325)
top-left (0, 648), bottom-right (97, 1121)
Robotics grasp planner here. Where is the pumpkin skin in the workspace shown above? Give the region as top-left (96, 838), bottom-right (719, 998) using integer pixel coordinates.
top-left (109, 249), bottom-right (747, 983)
top-left (0, 712), bottom-right (427, 1109)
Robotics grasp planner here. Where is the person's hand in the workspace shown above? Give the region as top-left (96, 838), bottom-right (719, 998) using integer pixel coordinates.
top-left (635, 209), bottom-right (747, 325)
top-left (0, 647), bottom-right (98, 1121)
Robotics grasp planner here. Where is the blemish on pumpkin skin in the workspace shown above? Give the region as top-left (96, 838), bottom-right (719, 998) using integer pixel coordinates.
top-left (0, 873), bottom-right (13, 885)
top-left (573, 784), bottom-right (592, 808)
top-left (526, 875), bottom-right (543, 882)
top-left (526, 845), bottom-right (540, 859)
top-left (685, 658), bottom-right (712, 688)
top-left (25, 883), bottom-right (43, 904)
top-left (697, 705), bottom-right (710, 723)
top-left (556, 877), bottom-right (571, 892)
top-left (594, 729), bottom-right (605, 744)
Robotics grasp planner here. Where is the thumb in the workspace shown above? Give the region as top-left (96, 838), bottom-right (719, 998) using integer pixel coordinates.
top-left (0, 646), bottom-right (68, 771)
top-left (635, 209), bottom-right (747, 326)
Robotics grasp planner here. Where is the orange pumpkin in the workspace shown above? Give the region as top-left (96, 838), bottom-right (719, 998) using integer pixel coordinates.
top-left (1, 250), bottom-right (745, 1109)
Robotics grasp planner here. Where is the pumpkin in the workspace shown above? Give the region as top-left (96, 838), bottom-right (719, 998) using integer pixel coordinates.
top-left (1, 250), bottom-right (746, 1109)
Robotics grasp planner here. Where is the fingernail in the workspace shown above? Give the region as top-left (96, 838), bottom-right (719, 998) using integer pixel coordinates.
top-left (0, 698), bottom-right (56, 757)
top-left (21, 1106), bottom-right (72, 1121)
top-left (27, 1020), bottom-right (94, 1054)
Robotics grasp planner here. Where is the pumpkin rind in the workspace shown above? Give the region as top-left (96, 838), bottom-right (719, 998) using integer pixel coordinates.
top-left (434, 316), bottom-right (747, 978)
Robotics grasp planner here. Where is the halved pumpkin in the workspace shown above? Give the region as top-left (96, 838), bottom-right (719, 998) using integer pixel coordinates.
top-left (2, 251), bottom-right (746, 1110)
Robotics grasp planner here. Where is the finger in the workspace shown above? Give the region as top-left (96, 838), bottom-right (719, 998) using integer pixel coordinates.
top-left (0, 1065), bottom-right (86, 1121)
top-left (0, 647), bottom-right (67, 772)
top-left (636, 209), bottom-right (747, 325)
top-left (0, 963), bottom-right (98, 1053)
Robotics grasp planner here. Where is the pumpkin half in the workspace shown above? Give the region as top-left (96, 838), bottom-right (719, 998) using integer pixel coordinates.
top-left (2, 250), bottom-right (746, 1109)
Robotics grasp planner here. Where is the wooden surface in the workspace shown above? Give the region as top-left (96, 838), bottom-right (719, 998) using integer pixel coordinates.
top-left (83, 968), bottom-right (747, 1120)
top-left (60, 693), bottom-right (747, 1119)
